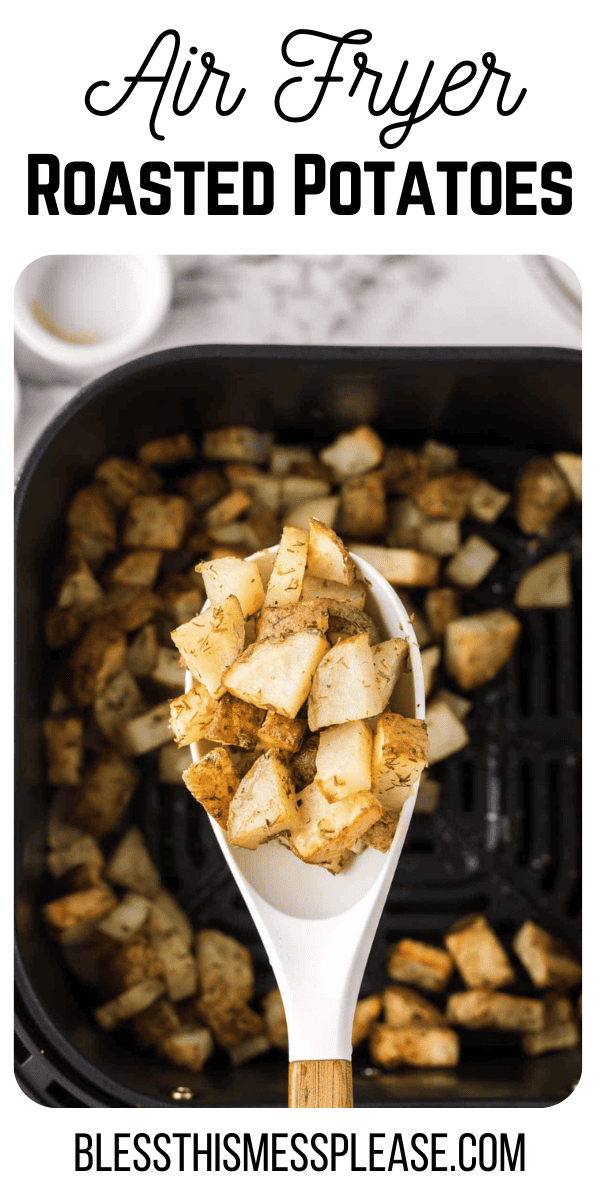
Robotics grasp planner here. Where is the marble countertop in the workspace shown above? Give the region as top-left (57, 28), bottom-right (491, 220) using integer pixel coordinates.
top-left (14, 254), bottom-right (581, 476)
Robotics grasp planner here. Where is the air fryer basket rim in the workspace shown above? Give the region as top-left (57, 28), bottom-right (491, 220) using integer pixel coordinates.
top-left (15, 343), bottom-right (581, 1108)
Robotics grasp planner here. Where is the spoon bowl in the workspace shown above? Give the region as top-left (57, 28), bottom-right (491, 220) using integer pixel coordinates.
top-left (187, 550), bottom-right (425, 1106)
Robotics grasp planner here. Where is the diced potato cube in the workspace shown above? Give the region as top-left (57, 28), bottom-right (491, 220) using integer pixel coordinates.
top-left (301, 575), bottom-right (366, 609)
top-left (257, 710), bottom-right (306, 754)
top-left (387, 497), bottom-right (427, 549)
top-left (418, 520), bottom-right (460, 557)
top-left (195, 928), bottom-right (254, 1007)
top-left (97, 893), bottom-right (151, 942)
top-left (369, 1024), bottom-right (460, 1069)
top-left (270, 445), bottom-right (315, 476)
top-left (94, 457), bottom-right (162, 509)
top-left (444, 609), bottom-right (521, 690)
top-left (263, 525), bottom-right (308, 607)
top-left (372, 713), bottom-right (428, 812)
top-left (338, 471), bottom-right (387, 539)
top-left (421, 439), bottom-right (459, 476)
top-left (315, 720), bottom-right (373, 801)
top-left (199, 1002), bottom-right (266, 1054)
top-left (205, 693), bottom-right (265, 749)
top-left (421, 645), bottom-right (440, 699)
top-left (170, 684), bottom-right (218, 746)
top-left (106, 827), bottom-right (162, 897)
top-left (319, 424), bottom-right (384, 480)
top-left (514, 551), bottom-right (572, 607)
top-left (468, 479), bottom-right (511, 524)
top-left (515, 457), bottom-right (573, 535)
top-left (446, 990), bottom-right (544, 1032)
top-left (285, 495), bottom-right (340, 531)
top-left (69, 619), bottom-right (127, 709)
top-left (425, 695), bottom-right (468, 763)
top-left (522, 993), bottom-right (580, 1057)
top-left (56, 558), bottom-right (104, 609)
top-left (151, 931), bottom-right (197, 1001)
top-left (383, 985), bottom-right (446, 1028)
top-left (352, 995), bottom-right (382, 1047)
top-left (262, 987), bottom-right (288, 1049)
top-left (123, 494), bottom-right (190, 550)
top-left (224, 630), bottom-right (329, 719)
top-left (179, 468), bottom-right (227, 514)
top-left (435, 689), bottom-right (472, 722)
top-left (308, 633), bottom-right (383, 731)
top-left (157, 574), bottom-right (203, 627)
top-left (43, 715), bottom-right (83, 786)
top-left (66, 485), bottom-right (118, 564)
top-left (198, 557), bottom-right (265, 618)
top-left (306, 518), bottom-right (356, 585)
top-left (157, 741), bottom-right (193, 783)
top-left (42, 885), bottom-right (117, 933)
top-left (409, 611), bottom-right (432, 647)
top-left (137, 433), bottom-right (196, 466)
top-left (348, 544), bottom-right (439, 587)
top-left (182, 747), bottom-right (241, 827)
top-left (446, 535), bottom-right (500, 588)
top-left (171, 595), bottom-right (245, 699)
top-left (256, 599), bottom-right (329, 642)
top-left (227, 750), bottom-right (299, 850)
top-left (158, 1026), bottom-right (214, 1070)
top-left (384, 448), bottom-right (427, 496)
top-left (203, 426), bottom-right (273, 464)
top-left (553, 452), bottom-right (582, 501)
top-left (121, 701), bottom-right (173, 755)
top-left (46, 833), bottom-right (103, 881)
top-left (512, 920), bottom-right (581, 989)
top-left (362, 810), bottom-right (399, 852)
top-left (372, 638), bottom-right (409, 708)
top-left (327, 605), bottom-right (381, 647)
top-left (101, 932), bottom-right (163, 992)
top-left (387, 938), bottom-right (453, 992)
top-left (125, 622), bottom-right (159, 677)
top-left (424, 587), bottom-right (461, 642)
top-left (69, 752), bottom-right (138, 837)
top-left (108, 549), bottom-right (163, 588)
top-left (93, 670), bottom-right (145, 742)
top-left (444, 915), bottom-right (515, 990)
top-left (290, 782), bottom-right (383, 863)
top-left (133, 998), bottom-right (181, 1047)
top-left (413, 470), bottom-right (479, 520)
top-left (95, 979), bottom-right (167, 1031)
top-left (205, 489), bottom-right (252, 531)
top-left (151, 889), bottom-right (194, 948)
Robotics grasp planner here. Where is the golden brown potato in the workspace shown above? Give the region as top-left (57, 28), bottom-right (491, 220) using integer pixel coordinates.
top-left (446, 990), bottom-right (544, 1032)
top-left (514, 552), bottom-right (572, 608)
top-left (514, 457), bottom-right (572, 535)
top-left (371, 713), bottom-right (429, 812)
top-left (382, 985), bottom-right (447, 1028)
top-left (105, 827), bottom-right (162, 897)
top-left (352, 994), bottom-right (382, 1047)
top-left (424, 588), bottom-right (461, 642)
top-left (69, 619), bottom-right (127, 708)
top-left (195, 928), bottom-right (254, 1008)
top-left (205, 693), bottom-right (266, 750)
top-left (339, 471), bottom-right (387, 539)
top-left (444, 915), bottom-right (515, 990)
top-left (137, 433), bottom-right (196, 467)
top-left (227, 750), bottom-right (299, 850)
top-left (182, 747), bottom-right (241, 828)
top-left (69, 752), bottom-right (138, 838)
top-left (256, 710), bottom-right (307, 754)
top-left (387, 938), bottom-right (454, 992)
top-left (444, 609), bottom-right (521, 691)
top-left (512, 920), bottom-right (582, 989)
top-left (94, 457), bottom-right (163, 509)
top-left (369, 1024), bottom-right (460, 1069)
top-left (123, 494), bottom-right (190, 550)
top-left (66, 485), bottom-right (118, 564)
top-left (42, 885), bottom-right (117, 933)
top-left (319, 424), bottom-right (384, 480)
top-left (43, 715), bottom-right (84, 786)
top-left (413, 470), bottom-right (479, 520)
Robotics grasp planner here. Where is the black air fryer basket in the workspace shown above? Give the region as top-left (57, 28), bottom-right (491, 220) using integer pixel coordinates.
top-left (15, 345), bottom-right (582, 1107)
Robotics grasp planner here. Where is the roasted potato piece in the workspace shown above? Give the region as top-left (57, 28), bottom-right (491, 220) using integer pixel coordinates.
top-left (198, 557), bottom-right (265, 618)
top-left (94, 979), bottom-right (167, 1031)
top-left (444, 609), bottom-right (521, 691)
top-left (46, 833), bottom-right (104, 881)
top-left (66, 485), bottom-right (118, 565)
top-left (97, 892), bottom-right (151, 942)
top-left (123, 494), bottom-right (190, 550)
top-left (421, 645), bottom-right (440, 699)
top-left (156, 573), bottom-right (203, 627)
top-left (515, 457), bottom-right (573, 535)
top-left (425, 695), bottom-right (469, 764)
top-left (125, 622), bottom-right (159, 677)
top-left (157, 741), bottom-right (194, 783)
top-left (327, 606), bottom-right (380, 647)
top-left (468, 479), bottom-right (511, 524)
top-left (383, 985), bottom-right (446, 1028)
top-left (158, 1026), bottom-right (214, 1070)
top-left (424, 587), bottom-right (460, 642)
top-left (387, 497), bottom-right (427, 549)
top-left (369, 1024), bottom-right (459, 1069)
top-left (257, 710), bottom-right (306, 754)
top-left (69, 752), bottom-right (138, 837)
top-left (107, 549), bottom-right (163, 588)
top-left (301, 574), bottom-right (366, 609)
top-left (69, 619), bottom-right (127, 709)
top-left (170, 684), bottom-right (218, 746)
top-left (290, 734), bottom-right (319, 790)
top-left (203, 426), bottom-right (273, 464)
top-left (56, 558), bottom-right (104, 610)
top-left (372, 638), bottom-right (409, 708)
top-left (421, 439), bottom-right (459, 476)
top-left (263, 525), bottom-right (308, 607)
top-left (171, 594), bottom-right (245, 700)
top-left (338, 471), bottom-right (387, 539)
top-left (256, 599), bottom-right (329, 642)
top-left (270, 445), bottom-right (315, 476)
top-left (178, 466), bottom-right (226, 510)
top-left (195, 928), bottom-right (254, 1008)
top-left (308, 632), bottom-right (383, 730)
top-left (522, 992), bottom-right (580, 1056)
top-left (418, 519), bottom-right (461, 557)
top-left (315, 719), bottom-right (373, 802)
top-left (42, 885), bottom-right (117, 933)
top-left (372, 713), bottom-right (428, 813)
top-left (446, 989), bottom-right (544, 1032)
top-left (105, 827), bottom-right (162, 898)
top-left (93, 670), bottom-right (145, 742)
top-left (553, 452), bottom-right (582, 501)
top-left (102, 931), bottom-right (163, 992)
top-left (43, 714), bottom-right (84, 785)
top-left (205, 489), bottom-right (252, 531)
top-left (121, 701), bottom-right (173, 755)
top-left (362, 810), bottom-right (399, 852)
top-left (512, 920), bottom-right (582, 989)
top-left (285, 495), bottom-right (340, 532)
top-left (435, 689), bottom-right (472, 722)
top-left (182, 747), bottom-right (241, 828)
top-left (151, 888), bottom-right (194, 949)
top-left (319, 424), bottom-right (384, 480)
top-left (383, 448), bottom-right (427, 495)
top-left (150, 930), bottom-right (197, 1002)
top-left (133, 998), bottom-right (181, 1047)
top-left (445, 535), bottom-right (500, 588)
top-left (514, 551), bottom-right (572, 608)
top-left (94, 457), bottom-right (162, 509)
top-left (387, 938), bottom-right (454, 993)
top-left (227, 750), bottom-right (299, 849)
top-left (306, 518), bottom-right (356, 585)
top-left (444, 915), bottom-right (515, 990)
top-left (413, 470), bottom-right (478, 520)
top-left (352, 995), bottom-right (382, 1047)
top-left (224, 630), bottom-right (329, 719)
top-left (205, 693), bottom-right (265, 749)
top-left (290, 782), bottom-right (383, 864)
top-left (137, 433), bottom-right (196, 467)
top-left (348, 544), bottom-right (439, 587)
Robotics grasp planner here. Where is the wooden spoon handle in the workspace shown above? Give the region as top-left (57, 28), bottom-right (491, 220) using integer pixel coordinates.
top-left (288, 1060), bottom-right (353, 1108)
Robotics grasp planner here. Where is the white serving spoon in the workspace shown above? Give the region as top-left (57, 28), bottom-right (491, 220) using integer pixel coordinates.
top-left (187, 550), bottom-right (425, 1108)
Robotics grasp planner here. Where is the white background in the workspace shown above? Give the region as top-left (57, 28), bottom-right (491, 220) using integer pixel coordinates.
top-left (6, 1), bottom-right (595, 1196)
